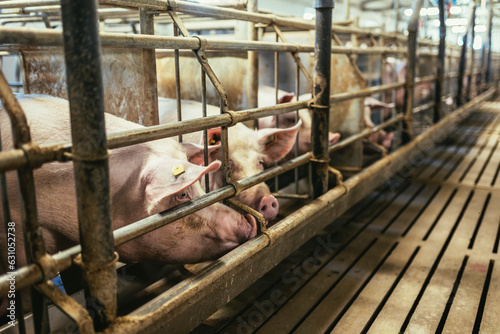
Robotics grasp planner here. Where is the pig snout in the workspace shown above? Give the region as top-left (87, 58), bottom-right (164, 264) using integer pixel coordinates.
top-left (245, 214), bottom-right (258, 240)
top-left (329, 132), bottom-right (341, 146)
top-left (257, 194), bottom-right (279, 220)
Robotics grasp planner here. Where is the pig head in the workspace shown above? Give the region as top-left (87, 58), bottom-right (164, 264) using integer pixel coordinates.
top-left (182, 121), bottom-right (301, 220)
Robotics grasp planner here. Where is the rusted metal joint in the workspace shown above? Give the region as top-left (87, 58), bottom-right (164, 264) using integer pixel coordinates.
top-left (63, 149), bottom-right (111, 162)
top-left (194, 35), bottom-right (208, 63)
top-left (310, 103), bottom-right (329, 110)
top-left (20, 142), bottom-right (44, 169)
top-left (33, 254), bottom-right (60, 285)
top-left (310, 157), bottom-right (329, 164)
top-left (328, 166), bottom-right (349, 194)
top-left (166, 0), bottom-right (177, 11)
top-left (222, 109), bottom-right (238, 127)
top-left (74, 252), bottom-right (119, 274)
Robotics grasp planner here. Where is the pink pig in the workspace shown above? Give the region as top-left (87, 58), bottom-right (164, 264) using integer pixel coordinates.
top-left (0, 95), bottom-right (258, 273)
top-left (158, 97), bottom-right (301, 220)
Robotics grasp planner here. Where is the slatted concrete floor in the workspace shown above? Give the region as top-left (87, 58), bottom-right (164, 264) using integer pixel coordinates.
top-left (192, 101), bottom-right (500, 334)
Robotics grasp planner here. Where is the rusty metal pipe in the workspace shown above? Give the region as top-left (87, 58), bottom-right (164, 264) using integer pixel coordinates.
top-left (60, 0), bottom-right (116, 329)
top-left (0, 0), bottom-right (58, 8)
top-left (467, 2), bottom-right (477, 101)
top-left (402, 0), bottom-right (423, 144)
top-left (140, 8), bottom-right (159, 126)
top-left (311, 0), bottom-right (333, 198)
top-left (434, 0), bottom-right (446, 123)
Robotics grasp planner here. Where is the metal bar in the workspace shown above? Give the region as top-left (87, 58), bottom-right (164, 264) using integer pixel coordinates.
top-left (173, 24), bottom-right (183, 143)
top-left (201, 68), bottom-right (210, 193)
top-left (106, 86), bottom-right (497, 334)
top-left (60, 0), bottom-right (116, 330)
top-left (0, 72), bottom-right (49, 334)
top-left (0, 0), bottom-right (58, 8)
top-left (140, 8), bottom-right (159, 126)
top-left (312, 0), bottom-right (333, 198)
top-left (484, 0), bottom-right (494, 85)
top-left (434, 0), bottom-right (446, 123)
top-left (402, 0), bottom-right (423, 144)
top-left (247, 0), bottom-right (259, 117)
top-left (0, 26), bottom-right (408, 56)
top-left (274, 31), bottom-right (280, 193)
top-left (467, 2), bottom-right (477, 101)
top-left (393, 0), bottom-right (399, 32)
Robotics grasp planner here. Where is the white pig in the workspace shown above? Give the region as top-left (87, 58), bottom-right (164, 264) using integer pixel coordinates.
top-left (158, 97), bottom-right (301, 220)
top-left (0, 95), bottom-right (258, 272)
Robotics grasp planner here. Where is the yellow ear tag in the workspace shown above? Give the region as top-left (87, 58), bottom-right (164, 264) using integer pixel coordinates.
top-left (172, 164), bottom-right (185, 176)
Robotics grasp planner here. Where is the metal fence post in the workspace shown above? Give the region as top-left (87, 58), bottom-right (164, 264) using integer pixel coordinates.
top-left (467, 3), bottom-right (477, 100)
top-left (140, 8), bottom-right (159, 126)
top-left (484, 0), bottom-right (494, 86)
top-left (457, 2), bottom-right (477, 106)
top-left (60, 0), bottom-right (117, 330)
top-left (247, 0), bottom-right (259, 127)
top-left (434, 0), bottom-right (446, 123)
top-left (312, 0), bottom-right (333, 198)
top-left (402, 0), bottom-right (423, 144)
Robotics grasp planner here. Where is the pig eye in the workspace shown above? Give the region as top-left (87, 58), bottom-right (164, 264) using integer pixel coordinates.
top-left (177, 191), bottom-right (189, 201)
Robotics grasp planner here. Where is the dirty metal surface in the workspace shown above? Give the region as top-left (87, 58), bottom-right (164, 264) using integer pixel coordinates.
top-left (23, 48), bottom-right (151, 124)
top-left (191, 100), bottom-right (500, 333)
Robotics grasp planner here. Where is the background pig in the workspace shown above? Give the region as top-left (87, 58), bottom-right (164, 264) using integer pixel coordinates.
top-left (0, 95), bottom-right (257, 275)
top-left (363, 96), bottom-right (395, 150)
top-left (257, 88), bottom-right (341, 160)
top-left (158, 97), bottom-right (301, 220)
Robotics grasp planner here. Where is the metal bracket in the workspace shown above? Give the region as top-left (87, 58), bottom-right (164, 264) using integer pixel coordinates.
top-left (328, 166), bottom-right (349, 194)
top-left (227, 198), bottom-right (274, 245)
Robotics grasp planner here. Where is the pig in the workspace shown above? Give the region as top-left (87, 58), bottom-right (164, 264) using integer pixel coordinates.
top-left (257, 88), bottom-right (341, 159)
top-left (363, 97), bottom-right (395, 150)
top-left (158, 97), bottom-right (301, 220)
top-left (0, 94), bottom-right (258, 276)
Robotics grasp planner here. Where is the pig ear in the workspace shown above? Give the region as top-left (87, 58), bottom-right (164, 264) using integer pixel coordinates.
top-left (206, 127), bottom-right (222, 146)
top-left (278, 93), bottom-right (295, 104)
top-left (181, 142), bottom-right (222, 166)
top-left (143, 159), bottom-right (221, 215)
top-left (257, 119), bottom-right (302, 163)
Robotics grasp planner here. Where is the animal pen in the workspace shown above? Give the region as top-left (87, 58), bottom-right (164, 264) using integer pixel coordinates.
top-left (0, 0), bottom-right (499, 333)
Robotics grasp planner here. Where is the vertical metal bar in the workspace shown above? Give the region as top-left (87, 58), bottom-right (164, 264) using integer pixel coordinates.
top-left (60, 1), bottom-right (117, 330)
top-left (174, 25), bottom-right (183, 142)
top-left (393, 0), bottom-right (400, 32)
top-left (247, 0), bottom-right (259, 128)
top-left (457, 31), bottom-right (469, 106)
top-left (0, 73), bottom-right (49, 334)
top-left (274, 32), bottom-right (279, 192)
top-left (140, 8), bottom-right (159, 126)
top-left (402, 0), bottom-right (423, 144)
top-left (345, 0), bottom-right (350, 20)
top-left (0, 124), bottom-right (26, 334)
top-left (295, 62), bottom-right (300, 194)
top-left (312, 0), bottom-right (333, 198)
top-left (434, 0), bottom-right (446, 123)
top-left (484, 0), bottom-right (493, 86)
top-left (467, 2), bottom-right (477, 101)
top-left (201, 68), bottom-right (210, 193)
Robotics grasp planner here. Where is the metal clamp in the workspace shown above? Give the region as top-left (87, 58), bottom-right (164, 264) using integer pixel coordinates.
top-left (194, 35), bottom-right (208, 63)
top-left (74, 252), bottom-right (119, 274)
top-left (328, 167), bottom-right (349, 194)
top-left (63, 149), bottom-right (111, 162)
top-left (21, 142), bottom-right (44, 169)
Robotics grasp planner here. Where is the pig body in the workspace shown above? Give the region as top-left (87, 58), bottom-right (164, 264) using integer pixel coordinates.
top-left (158, 97), bottom-right (301, 220)
top-left (0, 95), bottom-right (257, 271)
top-left (363, 97), bottom-right (395, 150)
